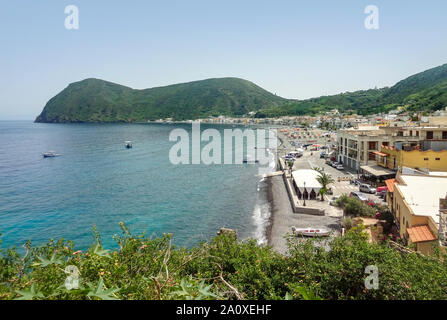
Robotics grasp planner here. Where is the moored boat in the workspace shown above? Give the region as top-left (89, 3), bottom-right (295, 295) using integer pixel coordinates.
top-left (125, 141), bottom-right (133, 148)
top-left (291, 226), bottom-right (330, 237)
top-left (42, 151), bottom-right (61, 158)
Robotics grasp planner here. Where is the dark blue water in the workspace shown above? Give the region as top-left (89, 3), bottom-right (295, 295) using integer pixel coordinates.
top-left (0, 121), bottom-right (273, 250)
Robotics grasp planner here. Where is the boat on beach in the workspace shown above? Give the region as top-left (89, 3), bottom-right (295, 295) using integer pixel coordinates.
top-left (291, 226), bottom-right (330, 237)
top-left (42, 151), bottom-right (61, 158)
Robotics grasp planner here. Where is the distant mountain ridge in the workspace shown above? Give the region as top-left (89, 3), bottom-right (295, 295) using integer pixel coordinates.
top-left (35, 63), bottom-right (447, 123)
top-left (257, 63), bottom-right (447, 117)
top-left (35, 77), bottom-right (287, 123)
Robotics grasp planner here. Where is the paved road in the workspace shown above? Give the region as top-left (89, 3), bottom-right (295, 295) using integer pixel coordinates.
top-left (282, 128), bottom-right (385, 205)
top-left (268, 175), bottom-right (341, 254)
top-left (269, 128), bottom-right (386, 253)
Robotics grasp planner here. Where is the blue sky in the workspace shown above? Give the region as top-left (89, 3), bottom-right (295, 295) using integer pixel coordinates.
top-left (0, 0), bottom-right (446, 119)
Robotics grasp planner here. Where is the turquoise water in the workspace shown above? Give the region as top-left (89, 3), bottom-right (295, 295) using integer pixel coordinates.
top-left (0, 121), bottom-right (273, 250)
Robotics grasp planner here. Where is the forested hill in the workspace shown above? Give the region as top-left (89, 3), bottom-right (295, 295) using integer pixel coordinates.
top-left (35, 78), bottom-right (288, 123)
top-left (35, 63), bottom-right (447, 123)
top-left (256, 63), bottom-right (447, 117)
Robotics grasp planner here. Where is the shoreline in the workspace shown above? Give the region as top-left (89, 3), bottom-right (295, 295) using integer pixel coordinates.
top-left (265, 176), bottom-right (274, 245)
top-left (265, 131), bottom-right (284, 246)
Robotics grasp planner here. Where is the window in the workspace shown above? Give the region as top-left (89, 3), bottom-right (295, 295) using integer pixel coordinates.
top-left (424, 158), bottom-right (429, 161)
top-left (436, 158), bottom-right (441, 161)
top-left (427, 131), bottom-right (434, 140)
top-left (443, 131), bottom-right (447, 139)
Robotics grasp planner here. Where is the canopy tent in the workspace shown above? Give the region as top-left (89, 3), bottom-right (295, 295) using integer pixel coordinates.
top-left (360, 165), bottom-right (395, 177)
top-left (291, 169), bottom-right (322, 194)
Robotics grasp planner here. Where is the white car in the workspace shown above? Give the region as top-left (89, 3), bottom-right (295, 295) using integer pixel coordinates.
top-left (359, 184), bottom-right (377, 194)
top-left (336, 164), bottom-right (344, 170)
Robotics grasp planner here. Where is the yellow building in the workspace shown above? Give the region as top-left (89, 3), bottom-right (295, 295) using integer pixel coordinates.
top-left (378, 146), bottom-right (447, 172)
top-left (389, 173), bottom-right (447, 255)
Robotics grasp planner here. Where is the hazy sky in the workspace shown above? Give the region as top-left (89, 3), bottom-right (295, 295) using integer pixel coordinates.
top-left (1, 0), bottom-right (446, 119)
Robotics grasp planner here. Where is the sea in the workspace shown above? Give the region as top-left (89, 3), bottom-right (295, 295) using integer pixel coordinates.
top-left (0, 121), bottom-right (276, 251)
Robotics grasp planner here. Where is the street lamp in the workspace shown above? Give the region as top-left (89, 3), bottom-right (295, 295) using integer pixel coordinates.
top-left (303, 181), bottom-right (306, 207)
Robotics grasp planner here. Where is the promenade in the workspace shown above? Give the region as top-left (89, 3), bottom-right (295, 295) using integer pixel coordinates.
top-left (267, 127), bottom-right (384, 253)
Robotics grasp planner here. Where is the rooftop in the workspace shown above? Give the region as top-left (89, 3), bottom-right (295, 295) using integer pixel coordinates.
top-left (407, 225), bottom-right (437, 243)
top-left (396, 174), bottom-right (447, 224)
top-left (291, 169), bottom-right (322, 192)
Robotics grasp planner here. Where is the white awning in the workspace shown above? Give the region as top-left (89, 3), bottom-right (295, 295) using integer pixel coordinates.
top-left (291, 169), bottom-right (321, 193)
top-left (360, 165), bottom-right (395, 177)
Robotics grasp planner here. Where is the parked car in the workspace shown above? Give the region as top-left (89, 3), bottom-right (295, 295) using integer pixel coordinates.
top-left (336, 164), bottom-right (344, 170)
top-left (320, 152), bottom-right (326, 158)
top-left (350, 191), bottom-right (369, 202)
top-left (359, 184), bottom-right (377, 194)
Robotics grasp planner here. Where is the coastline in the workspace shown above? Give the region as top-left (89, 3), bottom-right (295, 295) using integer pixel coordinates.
top-left (265, 176), bottom-right (274, 244)
top-left (266, 130), bottom-right (285, 247)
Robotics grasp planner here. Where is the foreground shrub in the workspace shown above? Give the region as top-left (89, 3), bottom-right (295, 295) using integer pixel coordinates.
top-left (343, 197), bottom-right (376, 217)
top-left (1, 226), bottom-right (447, 300)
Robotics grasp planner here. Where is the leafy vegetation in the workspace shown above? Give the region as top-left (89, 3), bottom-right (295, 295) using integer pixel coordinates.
top-left (1, 224), bottom-right (447, 300)
top-left (315, 170), bottom-right (335, 201)
top-left (256, 63), bottom-right (447, 117)
top-left (35, 78), bottom-right (287, 123)
top-left (335, 194), bottom-right (376, 217)
top-left (35, 63), bottom-right (447, 123)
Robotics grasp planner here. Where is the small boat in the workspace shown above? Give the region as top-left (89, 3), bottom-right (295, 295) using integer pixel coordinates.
top-left (243, 159), bottom-right (259, 164)
top-left (42, 151), bottom-right (61, 158)
top-left (125, 141), bottom-right (133, 148)
top-left (242, 155), bottom-right (259, 164)
top-left (291, 226), bottom-right (330, 237)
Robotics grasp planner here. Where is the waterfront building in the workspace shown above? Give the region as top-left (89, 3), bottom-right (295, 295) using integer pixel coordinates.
top-left (387, 170), bottom-right (447, 255)
top-left (336, 125), bottom-right (419, 171)
top-left (376, 122), bottom-right (447, 171)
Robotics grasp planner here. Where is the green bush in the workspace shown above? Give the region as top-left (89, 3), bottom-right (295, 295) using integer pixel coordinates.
top-left (1, 225), bottom-right (447, 300)
top-left (341, 217), bottom-right (354, 230)
top-left (343, 197), bottom-right (376, 217)
top-left (335, 194), bottom-right (349, 208)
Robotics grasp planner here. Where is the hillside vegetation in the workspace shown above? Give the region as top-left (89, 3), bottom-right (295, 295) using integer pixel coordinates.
top-left (1, 225), bottom-right (447, 300)
top-left (256, 63), bottom-right (447, 117)
top-left (35, 63), bottom-right (447, 123)
top-left (35, 78), bottom-right (287, 122)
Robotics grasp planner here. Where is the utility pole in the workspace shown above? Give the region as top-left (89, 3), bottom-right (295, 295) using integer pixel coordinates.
top-left (303, 181), bottom-right (306, 207)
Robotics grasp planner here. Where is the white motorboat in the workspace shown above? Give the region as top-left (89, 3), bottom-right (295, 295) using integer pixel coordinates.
top-left (125, 141), bottom-right (133, 148)
top-left (42, 151), bottom-right (61, 158)
top-left (291, 226), bottom-right (330, 237)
